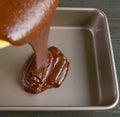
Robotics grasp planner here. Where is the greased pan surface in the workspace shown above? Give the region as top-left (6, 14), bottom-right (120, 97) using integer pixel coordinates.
top-left (0, 8), bottom-right (119, 110)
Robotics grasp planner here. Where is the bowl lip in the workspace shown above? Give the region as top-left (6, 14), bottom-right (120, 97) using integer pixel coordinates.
top-left (0, 40), bottom-right (10, 49)
top-left (0, 7), bottom-right (119, 111)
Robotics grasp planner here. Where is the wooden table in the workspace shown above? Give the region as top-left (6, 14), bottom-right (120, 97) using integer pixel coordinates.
top-left (0, 0), bottom-right (120, 116)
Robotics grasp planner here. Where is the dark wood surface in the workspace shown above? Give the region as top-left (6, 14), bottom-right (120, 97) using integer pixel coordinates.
top-left (0, 0), bottom-right (120, 116)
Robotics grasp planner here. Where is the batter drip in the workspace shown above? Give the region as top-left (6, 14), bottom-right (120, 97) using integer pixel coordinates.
top-left (0, 0), bottom-right (69, 94)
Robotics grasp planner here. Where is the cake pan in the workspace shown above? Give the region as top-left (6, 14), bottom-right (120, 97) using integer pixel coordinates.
top-left (0, 8), bottom-right (119, 111)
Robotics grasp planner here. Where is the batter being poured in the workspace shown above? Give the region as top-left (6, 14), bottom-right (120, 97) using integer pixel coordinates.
top-left (0, 0), bottom-right (69, 93)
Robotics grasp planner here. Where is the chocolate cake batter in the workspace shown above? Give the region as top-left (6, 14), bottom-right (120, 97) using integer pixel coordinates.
top-left (0, 0), bottom-right (69, 93)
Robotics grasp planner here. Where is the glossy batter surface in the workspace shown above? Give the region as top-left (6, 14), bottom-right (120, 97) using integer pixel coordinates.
top-left (22, 47), bottom-right (69, 94)
top-left (0, 0), bottom-right (59, 45)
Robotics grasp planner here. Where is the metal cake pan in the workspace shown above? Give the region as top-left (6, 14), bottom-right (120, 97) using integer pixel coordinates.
top-left (0, 8), bottom-right (119, 110)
